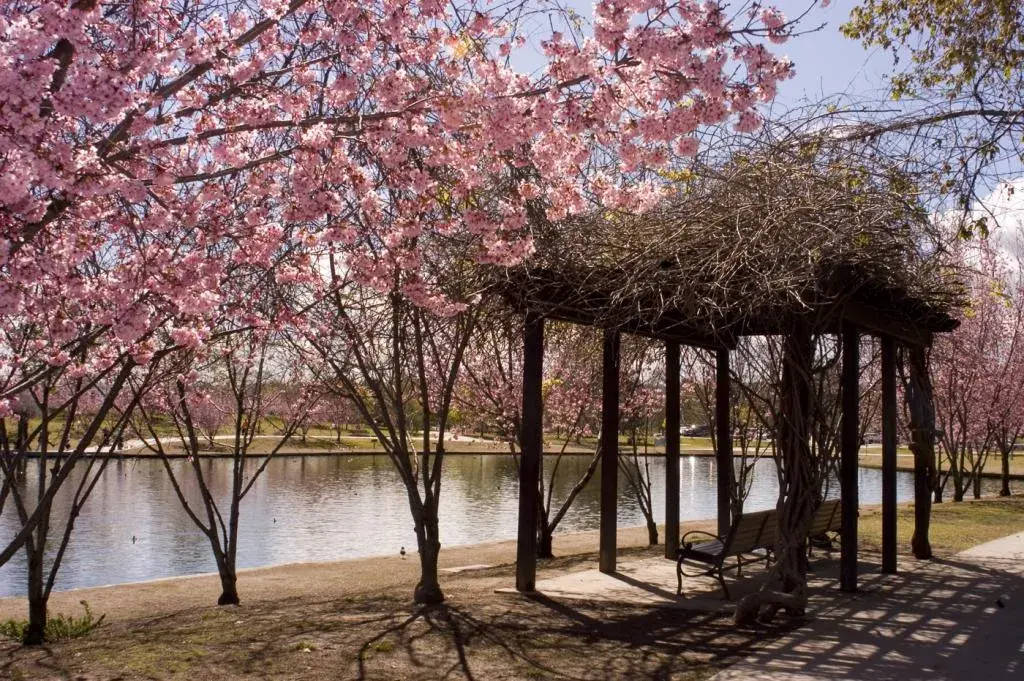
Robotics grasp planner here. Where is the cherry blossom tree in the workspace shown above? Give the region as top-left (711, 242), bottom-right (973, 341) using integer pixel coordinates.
top-left (300, 267), bottom-right (479, 604)
top-left (131, 330), bottom-right (316, 606)
top-left (1, 0), bottom-right (797, 411)
top-left (3, 0), bottom-right (799, 614)
top-left (459, 316), bottom-right (668, 554)
top-left (267, 382), bottom-right (325, 444)
top-left (619, 339), bottom-right (663, 546)
top-left (931, 236), bottom-right (1024, 501)
top-left (2, 359), bottom-right (157, 644)
top-left (318, 393), bottom-right (362, 443)
top-left (458, 316), bottom-right (606, 558)
top-left (186, 384), bottom-right (235, 448)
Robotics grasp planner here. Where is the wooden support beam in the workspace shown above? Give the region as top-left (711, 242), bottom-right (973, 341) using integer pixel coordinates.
top-left (665, 342), bottom-right (681, 560)
top-left (840, 323), bottom-right (860, 592)
top-left (881, 336), bottom-right (898, 574)
top-left (843, 302), bottom-right (937, 347)
top-left (715, 348), bottom-right (733, 538)
top-left (599, 330), bottom-right (621, 574)
top-left (516, 313), bottom-right (544, 592)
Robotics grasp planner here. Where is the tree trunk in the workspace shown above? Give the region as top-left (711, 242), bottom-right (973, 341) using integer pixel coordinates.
top-left (537, 527), bottom-right (553, 559)
top-left (646, 517), bottom-right (659, 546)
top-left (536, 457), bottom-right (554, 559)
top-left (736, 325), bottom-right (813, 625)
top-left (23, 457), bottom-right (52, 646)
top-left (217, 569), bottom-right (240, 606)
top-left (413, 506), bottom-right (444, 604)
top-left (1001, 447), bottom-right (1011, 496)
top-left (24, 596), bottom-right (47, 645)
top-left (905, 346), bottom-right (935, 560)
top-left (23, 548), bottom-right (47, 645)
top-left (972, 472), bottom-right (982, 500)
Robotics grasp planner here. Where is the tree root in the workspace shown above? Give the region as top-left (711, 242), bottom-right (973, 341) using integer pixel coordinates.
top-left (734, 587), bottom-right (807, 626)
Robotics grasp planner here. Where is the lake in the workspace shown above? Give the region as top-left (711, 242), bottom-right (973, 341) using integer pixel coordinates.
top-left (0, 454), bottom-right (997, 597)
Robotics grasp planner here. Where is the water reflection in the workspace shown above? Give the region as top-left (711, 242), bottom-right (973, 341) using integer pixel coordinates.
top-left (0, 454), bottom-right (997, 596)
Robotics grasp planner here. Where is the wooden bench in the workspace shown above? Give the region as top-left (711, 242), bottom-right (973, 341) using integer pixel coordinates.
top-left (807, 498), bottom-right (842, 555)
top-left (676, 509), bottom-right (777, 599)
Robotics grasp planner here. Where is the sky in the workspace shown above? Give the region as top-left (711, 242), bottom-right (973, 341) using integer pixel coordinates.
top-left (754, 0), bottom-right (894, 106)
top-left (510, 1), bottom-right (1023, 238)
top-left (513, 1), bottom-right (894, 105)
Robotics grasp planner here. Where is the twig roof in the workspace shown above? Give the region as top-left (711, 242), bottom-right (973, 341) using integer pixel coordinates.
top-left (502, 147), bottom-right (962, 348)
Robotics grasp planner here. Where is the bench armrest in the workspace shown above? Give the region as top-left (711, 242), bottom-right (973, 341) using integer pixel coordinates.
top-left (680, 529), bottom-right (723, 550)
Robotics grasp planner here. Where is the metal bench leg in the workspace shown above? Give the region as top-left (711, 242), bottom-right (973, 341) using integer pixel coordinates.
top-left (717, 566), bottom-right (731, 600)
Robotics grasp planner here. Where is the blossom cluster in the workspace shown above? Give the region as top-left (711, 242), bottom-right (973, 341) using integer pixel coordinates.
top-left (1, 0), bottom-right (794, 410)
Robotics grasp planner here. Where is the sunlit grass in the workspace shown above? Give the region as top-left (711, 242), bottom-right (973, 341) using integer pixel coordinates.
top-left (859, 496), bottom-right (1024, 554)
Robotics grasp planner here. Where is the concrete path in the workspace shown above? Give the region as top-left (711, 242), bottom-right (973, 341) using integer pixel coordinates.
top-left (501, 552), bottom-right (769, 611)
top-left (712, 532), bottom-right (1024, 680)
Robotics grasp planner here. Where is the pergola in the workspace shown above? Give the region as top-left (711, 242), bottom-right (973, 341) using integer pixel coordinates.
top-left (500, 155), bottom-right (961, 600)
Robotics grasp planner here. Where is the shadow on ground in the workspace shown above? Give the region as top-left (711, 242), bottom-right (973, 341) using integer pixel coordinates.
top-left (714, 554), bottom-right (1024, 680)
top-left (4, 545), bottom-right (1019, 681)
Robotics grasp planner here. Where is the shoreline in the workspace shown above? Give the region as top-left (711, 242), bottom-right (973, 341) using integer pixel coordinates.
top-left (20, 448), bottom-right (1024, 481)
top-left (0, 520), bottom-right (710, 623)
top-left (0, 495), bottom-right (1013, 624)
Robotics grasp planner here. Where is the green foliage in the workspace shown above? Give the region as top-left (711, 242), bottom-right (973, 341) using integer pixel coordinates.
top-left (371, 639), bottom-right (395, 653)
top-left (0, 601), bottom-right (105, 643)
top-left (843, 0), bottom-right (1024, 100)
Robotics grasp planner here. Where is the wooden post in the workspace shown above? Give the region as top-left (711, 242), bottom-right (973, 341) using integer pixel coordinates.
top-left (840, 323), bottom-right (860, 592)
top-left (715, 348), bottom-right (732, 538)
top-left (516, 313), bottom-right (544, 592)
top-left (665, 342), bottom-right (681, 559)
top-left (599, 329), bottom-right (621, 574)
top-left (881, 335), bottom-right (898, 574)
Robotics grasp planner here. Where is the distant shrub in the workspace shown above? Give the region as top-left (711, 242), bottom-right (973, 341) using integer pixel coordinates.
top-left (0, 601), bottom-right (105, 643)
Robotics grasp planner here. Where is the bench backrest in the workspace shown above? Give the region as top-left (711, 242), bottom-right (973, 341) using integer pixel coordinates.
top-left (725, 509), bottom-right (775, 554)
top-left (808, 499), bottom-right (842, 535)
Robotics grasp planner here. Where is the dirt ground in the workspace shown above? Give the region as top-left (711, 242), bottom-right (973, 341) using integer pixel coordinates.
top-left (4, 497), bottom-right (1023, 681)
top-left (3, 522), bottom-right (781, 681)
top-left (0, 557), bottom-right (790, 681)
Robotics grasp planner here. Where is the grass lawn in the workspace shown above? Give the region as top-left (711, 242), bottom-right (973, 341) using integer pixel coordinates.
top-left (858, 447), bottom-right (1024, 478)
top-left (117, 433), bottom-right (719, 457)
top-left (859, 495), bottom-right (1024, 554)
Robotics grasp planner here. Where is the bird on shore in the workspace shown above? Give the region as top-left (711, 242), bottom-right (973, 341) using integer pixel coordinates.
top-left (400, 546), bottom-right (406, 559)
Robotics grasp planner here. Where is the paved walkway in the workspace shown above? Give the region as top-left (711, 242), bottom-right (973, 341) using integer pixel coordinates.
top-left (713, 532), bottom-right (1024, 680)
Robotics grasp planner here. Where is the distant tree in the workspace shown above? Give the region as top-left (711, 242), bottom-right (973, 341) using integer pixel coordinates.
top-left (843, 0), bottom-right (1024, 221)
top-left (931, 236), bottom-right (1024, 500)
top-left (133, 331), bottom-right (315, 606)
top-left (320, 394), bottom-right (361, 444)
top-left (618, 338), bottom-right (663, 546)
top-left (187, 384), bottom-right (233, 449)
top-left (4, 360), bottom-right (154, 644)
top-left (682, 341), bottom-right (777, 518)
top-left (459, 317), bottom-right (610, 558)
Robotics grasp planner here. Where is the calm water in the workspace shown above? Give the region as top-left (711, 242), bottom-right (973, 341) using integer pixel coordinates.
top-left (0, 454), bottom-right (999, 597)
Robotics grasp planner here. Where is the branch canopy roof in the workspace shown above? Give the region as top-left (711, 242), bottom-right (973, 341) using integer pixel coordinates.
top-left (501, 148), bottom-right (961, 348)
